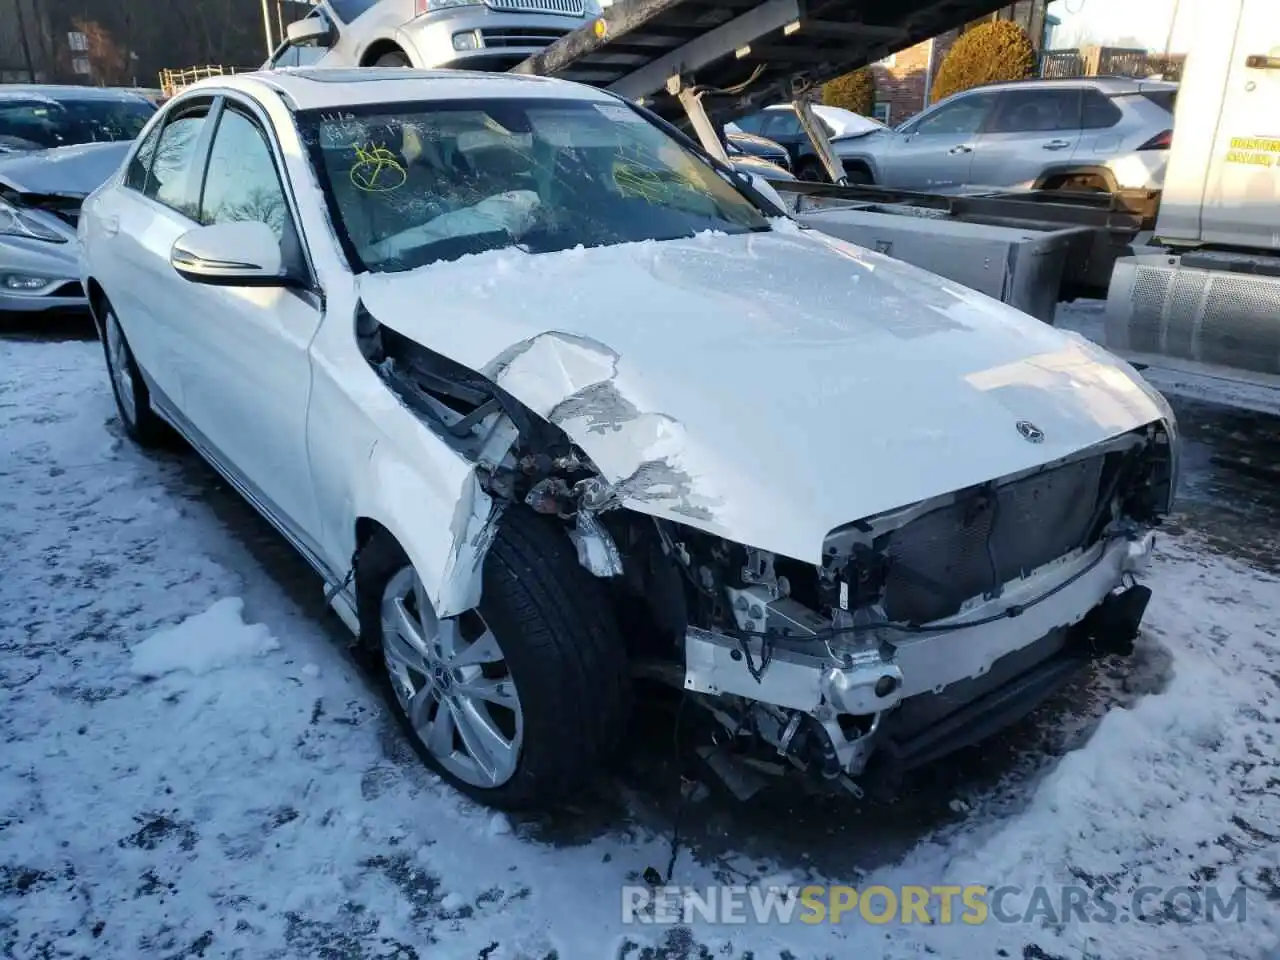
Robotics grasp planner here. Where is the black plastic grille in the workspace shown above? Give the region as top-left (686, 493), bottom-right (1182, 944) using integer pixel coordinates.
top-left (881, 455), bottom-right (1106, 624)
top-left (479, 27), bottom-right (572, 48)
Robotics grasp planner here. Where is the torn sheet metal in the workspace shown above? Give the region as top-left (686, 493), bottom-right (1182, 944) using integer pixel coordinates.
top-left (432, 407), bottom-right (521, 618)
top-left (484, 328), bottom-right (728, 528)
top-left (436, 476), bottom-right (504, 618)
top-left (568, 511), bottom-right (624, 578)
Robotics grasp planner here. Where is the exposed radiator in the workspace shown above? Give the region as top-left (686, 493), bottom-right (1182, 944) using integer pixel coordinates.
top-left (881, 455), bottom-right (1106, 624)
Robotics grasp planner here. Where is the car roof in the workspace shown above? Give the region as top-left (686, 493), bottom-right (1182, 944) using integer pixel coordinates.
top-left (957, 76), bottom-right (1178, 96)
top-left (0, 84), bottom-right (151, 102)
top-left (191, 67), bottom-right (612, 111)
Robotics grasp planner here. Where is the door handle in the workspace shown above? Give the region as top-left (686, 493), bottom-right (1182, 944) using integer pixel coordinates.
top-left (948, 144), bottom-right (972, 155)
top-left (1042, 139), bottom-right (1072, 150)
top-left (1246, 54), bottom-right (1280, 69)
top-left (100, 215), bottom-right (120, 237)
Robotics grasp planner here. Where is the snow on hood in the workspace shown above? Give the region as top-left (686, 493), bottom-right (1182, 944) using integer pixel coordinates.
top-left (812, 105), bottom-right (886, 139)
top-left (358, 226), bottom-right (1168, 562)
top-left (0, 141), bottom-right (130, 197)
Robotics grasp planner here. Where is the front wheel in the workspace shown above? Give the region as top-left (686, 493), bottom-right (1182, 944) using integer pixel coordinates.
top-left (374, 50), bottom-right (412, 68)
top-left (796, 159), bottom-right (827, 182)
top-left (842, 166), bottom-right (874, 186)
top-left (358, 507), bottom-right (631, 808)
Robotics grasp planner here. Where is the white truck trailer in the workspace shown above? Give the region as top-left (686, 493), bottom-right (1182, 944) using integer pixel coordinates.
top-left (1104, 0), bottom-right (1280, 408)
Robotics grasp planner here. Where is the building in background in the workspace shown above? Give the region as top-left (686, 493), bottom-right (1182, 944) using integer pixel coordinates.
top-left (869, 1), bottom-right (1049, 126)
top-left (0, 0), bottom-right (274, 88)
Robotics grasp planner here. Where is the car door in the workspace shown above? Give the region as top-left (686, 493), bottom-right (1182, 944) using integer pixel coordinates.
top-left (174, 97), bottom-right (327, 549)
top-left (967, 87), bottom-right (1083, 191)
top-left (880, 91), bottom-right (997, 191)
top-left (90, 97), bottom-right (217, 411)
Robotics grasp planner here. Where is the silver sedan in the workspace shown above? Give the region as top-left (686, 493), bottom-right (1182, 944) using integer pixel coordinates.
top-left (0, 87), bottom-right (152, 314)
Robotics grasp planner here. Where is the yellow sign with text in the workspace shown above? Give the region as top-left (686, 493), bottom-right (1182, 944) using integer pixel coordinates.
top-left (1226, 135), bottom-right (1280, 167)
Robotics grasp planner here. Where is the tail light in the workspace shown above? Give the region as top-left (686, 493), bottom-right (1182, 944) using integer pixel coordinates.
top-left (1138, 129), bottom-right (1173, 151)
top-left (415, 0), bottom-right (430, 13)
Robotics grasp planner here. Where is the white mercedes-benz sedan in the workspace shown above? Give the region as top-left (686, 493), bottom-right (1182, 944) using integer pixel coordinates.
top-left (79, 67), bottom-right (1178, 808)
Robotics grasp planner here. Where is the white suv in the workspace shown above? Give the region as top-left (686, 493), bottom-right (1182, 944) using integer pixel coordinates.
top-left (268, 0), bottom-right (596, 72)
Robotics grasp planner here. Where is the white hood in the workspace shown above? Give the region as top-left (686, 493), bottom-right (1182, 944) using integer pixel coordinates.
top-left (358, 226), bottom-right (1167, 563)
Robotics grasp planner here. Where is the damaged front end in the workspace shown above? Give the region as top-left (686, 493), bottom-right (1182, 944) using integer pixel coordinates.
top-left (361, 304), bottom-right (1177, 796)
top-left (677, 422), bottom-right (1173, 793)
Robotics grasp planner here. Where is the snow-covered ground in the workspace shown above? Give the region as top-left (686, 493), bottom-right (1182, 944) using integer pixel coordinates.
top-left (2, 334), bottom-right (1279, 959)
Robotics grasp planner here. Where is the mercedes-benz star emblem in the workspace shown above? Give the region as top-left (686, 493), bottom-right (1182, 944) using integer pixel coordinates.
top-left (1016, 420), bottom-right (1045, 443)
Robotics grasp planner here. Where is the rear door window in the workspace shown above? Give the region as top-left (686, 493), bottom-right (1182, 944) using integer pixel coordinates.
top-left (987, 89), bottom-right (1082, 133)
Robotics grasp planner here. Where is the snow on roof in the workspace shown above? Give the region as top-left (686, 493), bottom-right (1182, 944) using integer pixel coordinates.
top-left (762, 102), bottom-right (886, 137)
top-left (193, 67), bottom-right (609, 112)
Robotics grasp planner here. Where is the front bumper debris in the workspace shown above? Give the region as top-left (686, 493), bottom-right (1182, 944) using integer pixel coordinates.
top-left (683, 532), bottom-right (1155, 778)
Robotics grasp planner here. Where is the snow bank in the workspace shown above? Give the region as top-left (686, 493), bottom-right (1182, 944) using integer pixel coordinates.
top-left (130, 597), bottom-right (280, 677)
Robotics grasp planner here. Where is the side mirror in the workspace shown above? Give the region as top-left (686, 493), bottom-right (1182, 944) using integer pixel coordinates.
top-left (286, 13), bottom-right (332, 46)
top-left (171, 221), bottom-right (295, 287)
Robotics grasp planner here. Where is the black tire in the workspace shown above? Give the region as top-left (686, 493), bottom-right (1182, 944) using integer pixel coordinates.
top-left (99, 301), bottom-right (169, 447)
top-left (842, 165), bottom-right (873, 186)
top-left (357, 507), bottom-right (631, 808)
top-left (374, 50), bottom-right (412, 67)
top-left (795, 159), bottom-right (826, 182)
top-left (1040, 172), bottom-right (1111, 194)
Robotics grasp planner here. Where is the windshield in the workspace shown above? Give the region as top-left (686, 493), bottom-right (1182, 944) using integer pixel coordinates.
top-left (298, 97), bottom-right (771, 273)
top-left (0, 96), bottom-right (155, 151)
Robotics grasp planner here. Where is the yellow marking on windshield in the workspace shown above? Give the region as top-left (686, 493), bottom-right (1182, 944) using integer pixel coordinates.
top-left (611, 140), bottom-right (702, 204)
top-left (350, 143), bottom-right (407, 193)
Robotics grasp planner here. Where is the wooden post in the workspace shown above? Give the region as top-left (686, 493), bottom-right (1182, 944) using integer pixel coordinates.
top-left (14, 0), bottom-right (37, 81)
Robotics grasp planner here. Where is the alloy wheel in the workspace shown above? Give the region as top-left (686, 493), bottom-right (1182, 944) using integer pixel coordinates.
top-left (380, 566), bottom-right (523, 788)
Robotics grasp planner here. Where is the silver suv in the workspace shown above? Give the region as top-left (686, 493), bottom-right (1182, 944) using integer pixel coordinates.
top-left (833, 77), bottom-right (1177, 194)
top-left (269, 0), bottom-right (597, 72)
